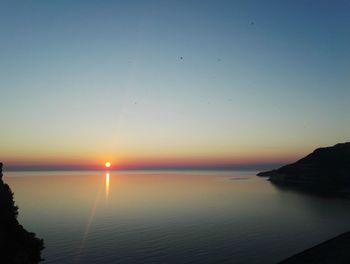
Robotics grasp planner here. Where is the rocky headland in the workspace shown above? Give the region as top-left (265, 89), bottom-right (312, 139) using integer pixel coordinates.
top-left (257, 142), bottom-right (350, 194)
top-left (0, 162), bottom-right (44, 263)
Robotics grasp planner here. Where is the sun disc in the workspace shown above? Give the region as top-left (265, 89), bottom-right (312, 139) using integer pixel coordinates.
top-left (105, 162), bottom-right (111, 168)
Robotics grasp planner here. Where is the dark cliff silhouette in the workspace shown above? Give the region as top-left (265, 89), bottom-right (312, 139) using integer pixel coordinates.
top-left (257, 142), bottom-right (350, 193)
top-left (0, 162), bottom-right (44, 263)
top-left (279, 230), bottom-right (350, 264)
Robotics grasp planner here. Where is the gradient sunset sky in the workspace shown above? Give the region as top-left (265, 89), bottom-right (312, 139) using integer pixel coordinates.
top-left (0, 1), bottom-right (349, 170)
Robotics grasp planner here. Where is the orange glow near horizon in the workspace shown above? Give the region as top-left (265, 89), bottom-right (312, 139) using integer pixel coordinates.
top-left (1, 145), bottom-right (316, 170)
top-left (2, 153), bottom-right (302, 170)
top-left (1, 140), bottom-right (324, 171)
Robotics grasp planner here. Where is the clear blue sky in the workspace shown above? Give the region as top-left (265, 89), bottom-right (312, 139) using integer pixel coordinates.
top-left (0, 0), bottom-right (349, 169)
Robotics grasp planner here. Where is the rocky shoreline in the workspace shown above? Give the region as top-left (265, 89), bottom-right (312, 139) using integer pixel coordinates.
top-left (0, 162), bottom-right (44, 263)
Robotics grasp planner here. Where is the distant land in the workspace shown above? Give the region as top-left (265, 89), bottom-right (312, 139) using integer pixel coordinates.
top-left (257, 142), bottom-right (350, 195)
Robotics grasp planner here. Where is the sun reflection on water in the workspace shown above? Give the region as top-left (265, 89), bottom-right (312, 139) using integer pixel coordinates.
top-left (105, 172), bottom-right (110, 199)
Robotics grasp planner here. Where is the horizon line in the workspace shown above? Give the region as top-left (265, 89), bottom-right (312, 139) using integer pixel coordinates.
top-left (3, 163), bottom-right (283, 172)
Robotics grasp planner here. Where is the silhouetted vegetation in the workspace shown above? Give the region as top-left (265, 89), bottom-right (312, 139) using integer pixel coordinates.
top-left (0, 163), bottom-right (44, 263)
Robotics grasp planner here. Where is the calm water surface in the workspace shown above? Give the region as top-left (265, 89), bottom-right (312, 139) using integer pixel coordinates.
top-left (5, 171), bottom-right (350, 264)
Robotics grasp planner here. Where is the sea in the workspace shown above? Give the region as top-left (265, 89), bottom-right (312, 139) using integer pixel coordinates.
top-left (5, 170), bottom-right (350, 264)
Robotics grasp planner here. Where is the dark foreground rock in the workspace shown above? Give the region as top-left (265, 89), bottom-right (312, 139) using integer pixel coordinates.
top-left (257, 142), bottom-right (350, 193)
top-left (279, 231), bottom-right (350, 264)
top-left (0, 163), bottom-right (44, 263)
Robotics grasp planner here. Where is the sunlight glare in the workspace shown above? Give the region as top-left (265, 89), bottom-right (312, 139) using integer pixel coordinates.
top-left (105, 172), bottom-right (110, 199)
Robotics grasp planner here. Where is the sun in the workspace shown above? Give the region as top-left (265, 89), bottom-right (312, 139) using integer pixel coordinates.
top-left (105, 162), bottom-right (111, 168)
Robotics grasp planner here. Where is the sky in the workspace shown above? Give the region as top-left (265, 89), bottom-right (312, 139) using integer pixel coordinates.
top-left (0, 0), bottom-right (349, 170)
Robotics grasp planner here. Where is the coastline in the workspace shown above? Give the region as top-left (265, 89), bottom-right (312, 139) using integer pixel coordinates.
top-left (0, 163), bottom-right (44, 263)
top-left (279, 231), bottom-right (350, 263)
